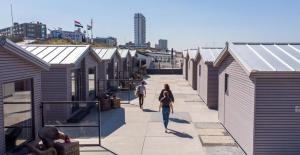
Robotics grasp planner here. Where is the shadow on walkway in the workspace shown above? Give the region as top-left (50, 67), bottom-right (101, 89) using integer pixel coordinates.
top-left (168, 129), bottom-right (193, 139)
top-left (80, 146), bottom-right (118, 155)
top-left (101, 108), bottom-right (126, 137)
top-left (169, 118), bottom-right (190, 124)
top-left (143, 109), bottom-right (157, 112)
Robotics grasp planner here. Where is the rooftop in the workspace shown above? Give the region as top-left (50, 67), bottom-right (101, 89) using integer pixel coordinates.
top-left (94, 48), bottom-right (118, 60)
top-left (21, 44), bottom-right (91, 65)
top-left (214, 42), bottom-right (300, 73)
top-left (200, 47), bottom-right (223, 63)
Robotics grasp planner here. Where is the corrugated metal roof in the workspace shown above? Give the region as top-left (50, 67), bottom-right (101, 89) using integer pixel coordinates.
top-left (215, 42), bottom-right (300, 73)
top-left (118, 49), bottom-right (129, 58)
top-left (188, 49), bottom-right (199, 60)
top-left (200, 48), bottom-right (223, 63)
top-left (94, 48), bottom-right (117, 60)
top-left (129, 50), bottom-right (137, 57)
top-left (21, 45), bottom-right (90, 64)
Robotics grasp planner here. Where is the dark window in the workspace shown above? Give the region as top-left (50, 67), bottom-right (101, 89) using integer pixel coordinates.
top-left (199, 65), bottom-right (201, 76)
top-left (88, 67), bottom-right (96, 98)
top-left (225, 74), bottom-right (229, 94)
top-left (3, 79), bottom-right (34, 153)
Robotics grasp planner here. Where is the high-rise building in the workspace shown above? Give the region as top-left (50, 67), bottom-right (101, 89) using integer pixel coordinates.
top-left (155, 39), bottom-right (168, 50)
top-left (0, 22), bottom-right (47, 39)
top-left (134, 13), bottom-right (146, 46)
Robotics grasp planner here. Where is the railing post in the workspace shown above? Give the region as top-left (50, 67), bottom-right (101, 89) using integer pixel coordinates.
top-left (97, 100), bottom-right (101, 146)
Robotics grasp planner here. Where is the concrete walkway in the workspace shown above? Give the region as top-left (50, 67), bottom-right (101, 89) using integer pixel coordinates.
top-left (80, 75), bottom-right (243, 155)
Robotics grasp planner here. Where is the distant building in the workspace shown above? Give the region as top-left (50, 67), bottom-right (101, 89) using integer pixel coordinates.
top-left (93, 37), bottom-right (117, 46)
top-left (155, 39), bottom-right (168, 50)
top-left (49, 29), bottom-right (84, 42)
top-left (134, 13), bottom-right (146, 46)
top-left (0, 22), bottom-right (47, 39)
top-left (120, 41), bottom-right (150, 49)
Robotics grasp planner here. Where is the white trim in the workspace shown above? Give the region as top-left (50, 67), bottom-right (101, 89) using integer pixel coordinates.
top-left (260, 45), bottom-right (295, 71)
top-left (246, 44), bottom-right (276, 71)
top-left (275, 45), bottom-right (300, 64)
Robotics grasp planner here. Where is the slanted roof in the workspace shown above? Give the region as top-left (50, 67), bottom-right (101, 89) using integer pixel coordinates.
top-left (0, 37), bottom-right (50, 70)
top-left (200, 47), bottom-right (223, 63)
top-left (214, 42), bottom-right (300, 75)
top-left (94, 48), bottom-right (118, 61)
top-left (129, 50), bottom-right (137, 57)
top-left (21, 44), bottom-right (100, 65)
top-left (182, 50), bottom-right (189, 58)
top-left (188, 49), bottom-right (199, 60)
top-left (118, 49), bottom-right (130, 59)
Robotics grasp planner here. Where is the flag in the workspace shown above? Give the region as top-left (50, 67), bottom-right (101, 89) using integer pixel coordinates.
top-left (87, 24), bottom-right (92, 30)
top-left (74, 20), bottom-right (83, 28)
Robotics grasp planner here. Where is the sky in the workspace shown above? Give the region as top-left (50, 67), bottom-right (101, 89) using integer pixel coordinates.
top-left (1, 0), bottom-right (300, 50)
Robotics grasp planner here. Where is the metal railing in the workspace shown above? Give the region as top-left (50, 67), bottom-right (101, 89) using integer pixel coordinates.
top-left (41, 101), bottom-right (101, 146)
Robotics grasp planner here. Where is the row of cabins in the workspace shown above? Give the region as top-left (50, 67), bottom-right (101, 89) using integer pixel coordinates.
top-left (183, 43), bottom-right (300, 155)
top-left (0, 38), bottom-right (139, 154)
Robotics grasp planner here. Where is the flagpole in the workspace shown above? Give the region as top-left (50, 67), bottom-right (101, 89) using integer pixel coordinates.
top-left (91, 18), bottom-right (93, 44)
top-left (74, 20), bottom-right (77, 44)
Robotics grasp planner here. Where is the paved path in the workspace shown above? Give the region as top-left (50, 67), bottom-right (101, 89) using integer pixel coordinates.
top-left (81, 75), bottom-right (221, 155)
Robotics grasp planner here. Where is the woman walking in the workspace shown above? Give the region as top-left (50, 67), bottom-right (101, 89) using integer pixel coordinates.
top-left (159, 84), bottom-right (174, 103)
top-left (159, 91), bottom-right (174, 133)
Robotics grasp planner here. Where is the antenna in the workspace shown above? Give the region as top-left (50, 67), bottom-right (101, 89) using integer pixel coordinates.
top-left (10, 0), bottom-right (14, 36)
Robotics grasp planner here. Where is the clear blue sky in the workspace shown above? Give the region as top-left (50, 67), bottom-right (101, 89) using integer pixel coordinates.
top-left (1, 0), bottom-right (300, 50)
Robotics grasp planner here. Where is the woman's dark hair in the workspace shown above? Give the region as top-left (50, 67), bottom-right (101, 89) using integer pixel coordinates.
top-left (164, 84), bottom-right (170, 91)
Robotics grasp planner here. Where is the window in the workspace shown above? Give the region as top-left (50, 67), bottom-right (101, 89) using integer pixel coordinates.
top-left (199, 65), bottom-right (201, 76)
top-left (225, 74), bottom-right (229, 94)
top-left (3, 79), bottom-right (34, 153)
top-left (88, 68), bottom-right (96, 98)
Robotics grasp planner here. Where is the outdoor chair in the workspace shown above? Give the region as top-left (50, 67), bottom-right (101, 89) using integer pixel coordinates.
top-left (26, 126), bottom-right (79, 155)
top-left (25, 137), bottom-right (57, 155)
top-left (5, 127), bottom-right (22, 151)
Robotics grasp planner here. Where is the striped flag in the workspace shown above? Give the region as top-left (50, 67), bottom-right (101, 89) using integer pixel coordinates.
top-left (74, 20), bottom-right (83, 28)
top-left (87, 24), bottom-right (92, 30)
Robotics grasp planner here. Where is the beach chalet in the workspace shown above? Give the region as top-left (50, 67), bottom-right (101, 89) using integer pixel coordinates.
top-left (197, 47), bottom-right (223, 109)
top-left (187, 49), bottom-right (200, 90)
top-left (0, 38), bottom-right (49, 154)
top-left (118, 49), bottom-right (132, 79)
top-left (94, 48), bottom-right (121, 91)
top-left (214, 42), bottom-right (300, 155)
top-left (21, 44), bottom-right (101, 122)
top-left (182, 50), bottom-right (189, 80)
top-left (129, 49), bottom-right (138, 74)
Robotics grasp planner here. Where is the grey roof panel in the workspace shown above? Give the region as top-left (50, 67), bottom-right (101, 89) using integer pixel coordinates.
top-left (231, 44), bottom-right (273, 71)
top-left (220, 43), bottom-right (300, 73)
top-left (188, 49), bottom-right (198, 59)
top-left (200, 48), bottom-right (222, 63)
top-left (94, 48), bottom-right (117, 60)
top-left (30, 47), bottom-right (47, 55)
top-left (61, 46), bottom-right (87, 64)
top-left (264, 45), bottom-right (300, 70)
top-left (36, 47), bottom-right (57, 59)
top-left (250, 45), bottom-right (291, 71)
top-left (43, 47), bottom-right (67, 63)
top-left (129, 50), bottom-right (136, 57)
top-left (26, 46), bottom-right (38, 52)
top-left (48, 47), bottom-right (76, 64)
top-left (22, 45), bottom-right (89, 64)
top-left (118, 49), bottom-right (129, 58)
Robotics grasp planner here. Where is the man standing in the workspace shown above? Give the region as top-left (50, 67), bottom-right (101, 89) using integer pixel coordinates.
top-left (136, 81), bottom-right (146, 109)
